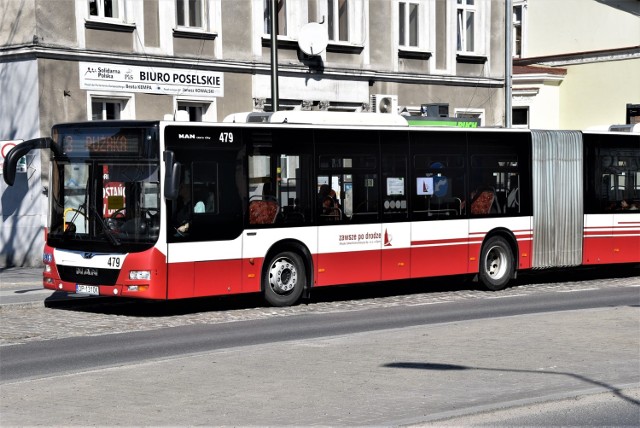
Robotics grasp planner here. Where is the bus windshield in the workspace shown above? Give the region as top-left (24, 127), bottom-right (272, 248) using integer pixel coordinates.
top-left (49, 159), bottom-right (160, 250)
top-left (43, 123), bottom-right (161, 252)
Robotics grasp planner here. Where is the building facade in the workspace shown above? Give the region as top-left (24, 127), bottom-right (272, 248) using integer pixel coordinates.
top-left (511, 0), bottom-right (640, 130)
top-left (0, 0), bottom-right (508, 267)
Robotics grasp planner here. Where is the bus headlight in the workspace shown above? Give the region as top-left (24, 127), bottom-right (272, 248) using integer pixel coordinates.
top-left (129, 270), bottom-right (151, 280)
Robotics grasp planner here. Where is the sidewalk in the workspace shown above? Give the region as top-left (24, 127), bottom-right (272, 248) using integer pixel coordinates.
top-left (0, 267), bottom-right (44, 288)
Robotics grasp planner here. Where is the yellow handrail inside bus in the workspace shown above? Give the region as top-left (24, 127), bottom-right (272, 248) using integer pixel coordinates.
top-left (63, 208), bottom-right (83, 231)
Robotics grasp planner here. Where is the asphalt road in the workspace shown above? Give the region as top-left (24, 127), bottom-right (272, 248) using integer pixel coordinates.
top-left (1, 267), bottom-right (639, 426)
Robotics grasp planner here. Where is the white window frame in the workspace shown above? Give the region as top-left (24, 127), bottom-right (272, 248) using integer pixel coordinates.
top-left (264, 0), bottom-right (288, 36)
top-left (176, 0), bottom-right (204, 29)
top-left (87, 93), bottom-right (134, 121)
top-left (398, 0), bottom-right (419, 48)
top-left (512, 0), bottom-right (527, 58)
top-left (78, 0), bottom-right (139, 50)
top-left (317, 0), bottom-right (364, 46)
top-left (261, 0), bottom-right (308, 42)
top-left (327, 0), bottom-right (349, 42)
top-left (396, 0), bottom-right (434, 53)
top-left (176, 98), bottom-right (217, 122)
top-left (88, 0), bottom-right (124, 21)
top-left (456, 0), bottom-right (477, 53)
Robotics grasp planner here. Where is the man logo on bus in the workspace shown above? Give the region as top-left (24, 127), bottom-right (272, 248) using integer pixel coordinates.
top-left (178, 134), bottom-right (196, 139)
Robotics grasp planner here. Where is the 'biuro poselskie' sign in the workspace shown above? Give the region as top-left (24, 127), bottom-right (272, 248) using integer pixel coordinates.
top-left (79, 62), bottom-right (224, 97)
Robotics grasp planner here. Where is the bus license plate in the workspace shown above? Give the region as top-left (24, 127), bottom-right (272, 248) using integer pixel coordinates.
top-left (76, 284), bottom-right (99, 295)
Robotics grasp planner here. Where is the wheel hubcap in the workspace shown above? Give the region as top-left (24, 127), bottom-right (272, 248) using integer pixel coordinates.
top-left (269, 258), bottom-right (297, 294)
top-left (486, 246), bottom-right (507, 279)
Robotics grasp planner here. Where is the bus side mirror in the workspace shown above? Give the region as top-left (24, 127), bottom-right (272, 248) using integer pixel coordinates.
top-left (163, 151), bottom-right (181, 200)
top-left (3, 137), bottom-right (54, 186)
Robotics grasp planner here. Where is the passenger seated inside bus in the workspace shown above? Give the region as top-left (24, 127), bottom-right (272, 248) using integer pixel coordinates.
top-left (318, 184), bottom-right (341, 220)
top-left (174, 183), bottom-right (205, 234)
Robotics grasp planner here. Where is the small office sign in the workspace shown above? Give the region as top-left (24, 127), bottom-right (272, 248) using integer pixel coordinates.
top-left (79, 62), bottom-right (224, 97)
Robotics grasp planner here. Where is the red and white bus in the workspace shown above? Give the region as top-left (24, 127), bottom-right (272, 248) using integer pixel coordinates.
top-left (3, 111), bottom-right (639, 306)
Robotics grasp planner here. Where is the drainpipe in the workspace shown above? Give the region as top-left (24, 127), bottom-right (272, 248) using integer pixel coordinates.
top-left (270, 0), bottom-right (280, 112)
top-left (505, 0), bottom-right (513, 128)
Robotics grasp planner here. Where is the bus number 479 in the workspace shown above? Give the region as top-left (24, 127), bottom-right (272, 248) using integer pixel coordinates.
top-left (219, 132), bottom-right (233, 143)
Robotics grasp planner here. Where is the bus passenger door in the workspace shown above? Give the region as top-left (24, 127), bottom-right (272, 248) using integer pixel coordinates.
top-left (380, 148), bottom-right (411, 281)
top-left (410, 133), bottom-right (469, 278)
top-left (381, 222), bottom-right (411, 280)
top-left (315, 133), bottom-right (382, 286)
top-left (316, 173), bottom-right (383, 286)
top-left (165, 127), bottom-right (245, 299)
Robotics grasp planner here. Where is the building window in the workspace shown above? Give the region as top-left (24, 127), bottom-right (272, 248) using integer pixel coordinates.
top-left (90, 96), bottom-right (133, 120)
top-left (264, 0), bottom-right (287, 35)
top-left (512, 107), bottom-right (529, 127)
top-left (88, 0), bottom-right (120, 19)
top-left (328, 0), bottom-right (349, 42)
top-left (179, 104), bottom-right (203, 122)
top-left (399, 1), bottom-right (419, 48)
top-left (177, 100), bottom-right (216, 122)
top-left (456, 0), bottom-right (476, 53)
top-left (513, 1), bottom-right (526, 57)
top-left (177, 0), bottom-right (203, 28)
top-left (91, 99), bottom-right (123, 120)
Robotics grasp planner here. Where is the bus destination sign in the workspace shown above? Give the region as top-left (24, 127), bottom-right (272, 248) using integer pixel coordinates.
top-left (58, 128), bottom-right (140, 156)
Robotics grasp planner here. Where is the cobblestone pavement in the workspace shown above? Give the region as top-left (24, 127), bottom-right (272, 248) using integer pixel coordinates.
top-left (1, 267), bottom-right (639, 346)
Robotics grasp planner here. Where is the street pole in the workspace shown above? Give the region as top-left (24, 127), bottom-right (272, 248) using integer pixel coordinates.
top-left (505, 0), bottom-right (513, 128)
top-left (270, 0), bottom-right (279, 112)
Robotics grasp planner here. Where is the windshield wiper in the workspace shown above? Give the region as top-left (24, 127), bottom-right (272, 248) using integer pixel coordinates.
top-left (88, 204), bottom-right (121, 247)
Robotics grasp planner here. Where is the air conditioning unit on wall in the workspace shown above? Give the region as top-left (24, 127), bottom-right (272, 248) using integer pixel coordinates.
top-left (370, 94), bottom-right (398, 114)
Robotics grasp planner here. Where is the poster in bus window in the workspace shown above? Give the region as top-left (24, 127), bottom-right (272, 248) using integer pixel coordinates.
top-left (416, 177), bottom-right (434, 196)
top-left (103, 165), bottom-right (126, 217)
top-left (387, 177), bottom-right (405, 196)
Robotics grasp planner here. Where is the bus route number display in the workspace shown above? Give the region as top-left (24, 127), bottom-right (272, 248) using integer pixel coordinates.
top-left (61, 130), bottom-right (140, 155)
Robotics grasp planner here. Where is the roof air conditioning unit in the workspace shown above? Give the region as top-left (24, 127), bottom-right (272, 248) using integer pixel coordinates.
top-left (370, 94), bottom-right (398, 114)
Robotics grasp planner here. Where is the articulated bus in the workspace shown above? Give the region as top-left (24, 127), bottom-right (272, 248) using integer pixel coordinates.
top-left (3, 111), bottom-right (639, 306)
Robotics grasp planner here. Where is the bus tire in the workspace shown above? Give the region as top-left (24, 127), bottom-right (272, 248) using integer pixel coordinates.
top-left (263, 251), bottom-right (306, 307)
top-left (479, 236), bottom-right (514, 291)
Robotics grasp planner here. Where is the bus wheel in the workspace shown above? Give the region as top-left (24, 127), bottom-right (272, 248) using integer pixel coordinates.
top-left (264, 251), bottom-right (305, 307)
top-left (479, 236), bottom-right (514, 291)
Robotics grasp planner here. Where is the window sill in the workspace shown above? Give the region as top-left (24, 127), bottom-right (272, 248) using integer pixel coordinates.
top-left (326, 42), bottom-right (364, 54)
top-left (456, 53), bottom-right (487, 64)
top-left (398, 48), bottom-right (432, 60)
top-left (173, 29), bottom-right (217, 40)
top-left (261, 36), bottom-right (300, 50)
top-left (85, 19), bottom-right (136, 32)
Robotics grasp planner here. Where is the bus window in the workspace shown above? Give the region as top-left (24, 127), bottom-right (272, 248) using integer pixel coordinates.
top-left (597, 149), bottom-right (640, 212)
top-left (412, 154), bottom-right (465, 220)
top-left (248, 149), bottom-right (311, 226)
top-left (193, 162), bottom-right (219, 214)
top-left (410, 131), bottom-right (466, 220)
top-left (317, 155), bottom-right (378, 223)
